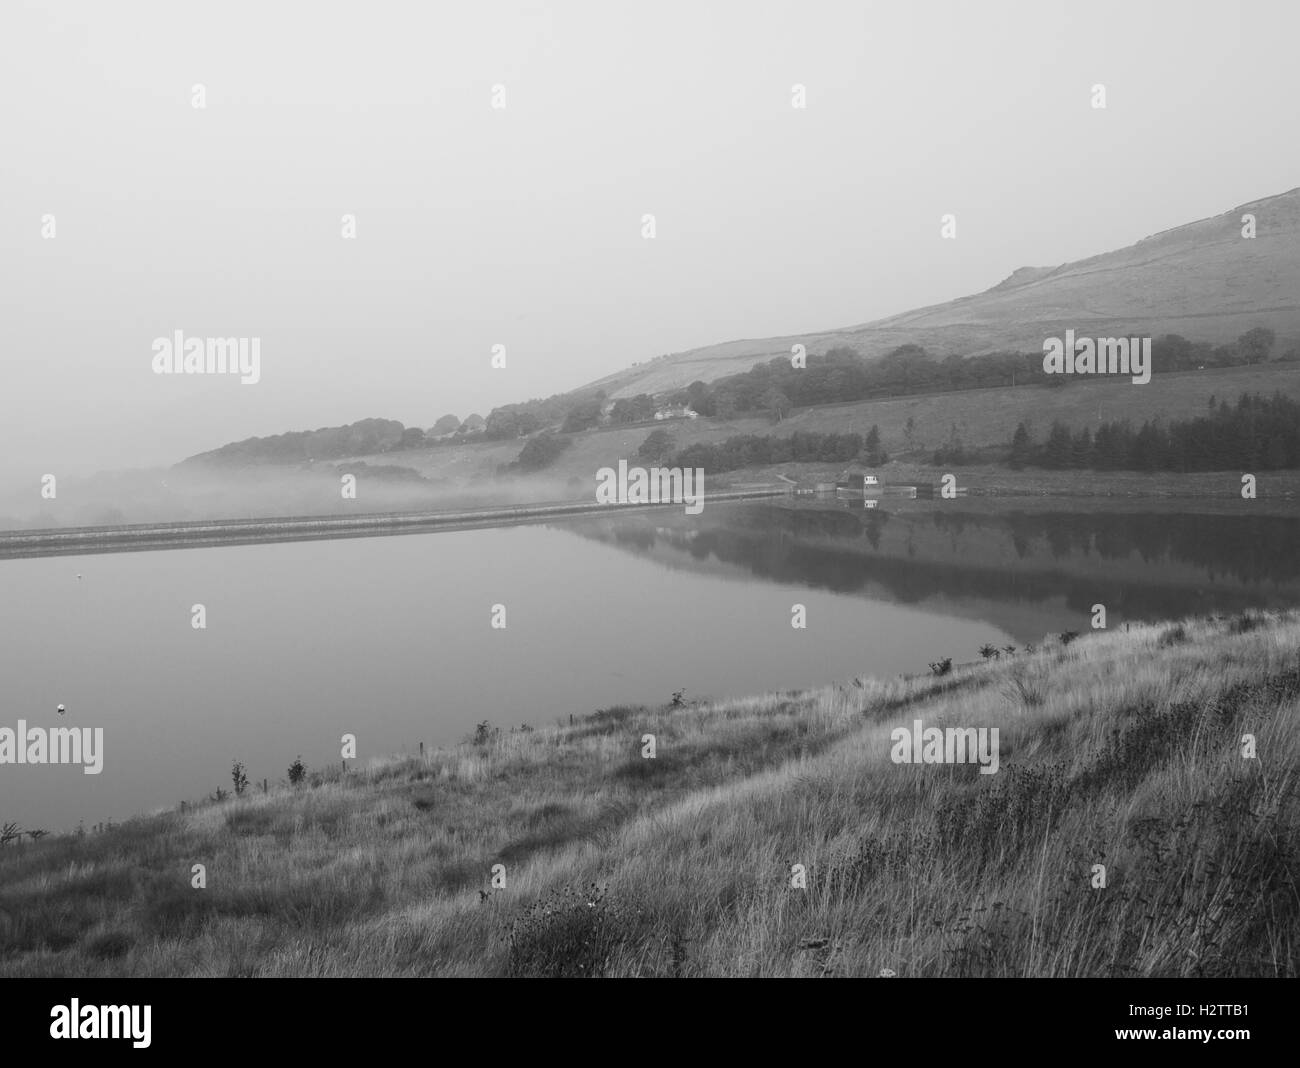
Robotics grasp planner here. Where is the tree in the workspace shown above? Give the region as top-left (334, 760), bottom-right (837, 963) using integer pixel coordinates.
top-left (760, 386), bottom-right (792, 420)
top-left (638, 428), bottom-right (675, 463)
top-left (485, 408), bottom-right (541, 439)
top-left (1043, 421), bottom-right (1073, 468)
top-left (864, 424), bottom-right (885, 464)
top-left (1008, 423), bottom-right (1033, 469)
top-left (1238, 327), bottom-right (1276, 364)
top-left (610, 394), bottom-right (656, 424)
top-left (514, 432), bottom-right (573, 471)
top-left (713, 391), bottom-right (740, 419)
top-left (1152, 334), bottom-right (1193, 372)
top-left (429, 414), bottom-right (461, 436)
top-left (561, 399), bottom-right (603, 433)
top-left (1072, 426), bottom-right (1094, 468)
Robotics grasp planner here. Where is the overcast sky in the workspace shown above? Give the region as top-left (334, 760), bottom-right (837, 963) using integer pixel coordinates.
top-left (2, 0), bottom-right (1298, 475)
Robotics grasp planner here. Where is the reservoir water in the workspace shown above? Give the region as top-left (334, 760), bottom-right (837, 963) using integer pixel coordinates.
top-left (3, 497), bottom-right (1298, 830)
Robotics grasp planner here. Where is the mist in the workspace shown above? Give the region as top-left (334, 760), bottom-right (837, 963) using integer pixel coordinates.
top-left (3, 0), bottom-right (1299, 479)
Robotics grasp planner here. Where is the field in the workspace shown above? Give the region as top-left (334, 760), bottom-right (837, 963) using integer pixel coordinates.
top-left (9, 364), bottom-right (1300, 531)
top-left (1, 610), bottom-right (1296, 977)
top-left (379, 364), bottom-right (1300, 489)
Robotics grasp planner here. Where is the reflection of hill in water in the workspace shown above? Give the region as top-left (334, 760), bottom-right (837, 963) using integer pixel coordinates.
top-left (560, 501), bottom-right (1300, 640)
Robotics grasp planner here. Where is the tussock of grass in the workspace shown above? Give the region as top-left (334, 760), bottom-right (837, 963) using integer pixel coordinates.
top-left (1, 612), bottom-right (1297, 977)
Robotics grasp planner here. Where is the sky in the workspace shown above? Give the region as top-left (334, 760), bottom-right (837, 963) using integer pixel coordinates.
top-left (2, 0), bottom-right (1299, 475)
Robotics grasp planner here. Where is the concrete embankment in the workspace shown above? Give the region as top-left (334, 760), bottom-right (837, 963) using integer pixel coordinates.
top-left (0, 489), bottom-right (786, 560)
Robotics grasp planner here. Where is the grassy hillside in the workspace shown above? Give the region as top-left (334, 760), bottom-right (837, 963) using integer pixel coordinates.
top-left (11, 365), bottom-right (1297, 530)
top-left (375, 363), bottom-right (1300, 487)
top-left (587, 186), bottom-right (1300, 398)
top-left (1, 611), bottom-right (1296, 977)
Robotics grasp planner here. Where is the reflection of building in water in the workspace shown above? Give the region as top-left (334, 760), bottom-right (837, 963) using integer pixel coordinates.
top-left (789, 475), bottom-right (915, 501)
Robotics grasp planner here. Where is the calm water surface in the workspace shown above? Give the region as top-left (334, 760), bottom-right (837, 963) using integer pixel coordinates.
top-left (3, 498), bottom-right (1298, 830)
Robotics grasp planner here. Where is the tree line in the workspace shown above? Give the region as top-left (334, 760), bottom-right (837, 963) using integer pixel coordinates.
top-left (1007, 392), bottom-right (1300, 472)
top-left (677, 327), bottom-right (1286, 420)
top-left (667, 428), bottom-right (886, 474)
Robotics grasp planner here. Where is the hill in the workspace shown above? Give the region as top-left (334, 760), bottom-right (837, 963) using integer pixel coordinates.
top-left (1, 611), bottom-right (1295, 976)
top-left (586, 187), bottom-right (1300, 398)
top-left (370, 363), bottom-right (1300, 488)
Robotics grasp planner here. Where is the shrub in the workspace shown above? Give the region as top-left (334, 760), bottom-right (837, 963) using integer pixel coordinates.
top-left (638, 429), bottom-right (675, 463)
top-left (929, 657), bottom-right (953, 677)
top-left (513, 432), bottom-right (573, 472)
top-left (1229, 611), bottom-right (1267, 635)
top-left (85, 930), bottom-right (134, 961)
top-left (231, 760), bottom-right (249, 796)
top-left (1157, 623), bottom-right (1188, 648)
top-left (288, 756), bottom-right (306, 786)
top-left (1004, 673), bottom-right (1045, 709)
top-left (504, 884), bottom-right (637, 978)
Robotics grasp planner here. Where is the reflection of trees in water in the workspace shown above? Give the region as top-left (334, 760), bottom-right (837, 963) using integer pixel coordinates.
top-left (995, 511), bottom-right (1300, 585)
top-left (701, 527), bottom-right (1275, 621)
top-left (612, 526), bottom-right (656, 551)
top-left (572, 505), bottom-right (1300, 623)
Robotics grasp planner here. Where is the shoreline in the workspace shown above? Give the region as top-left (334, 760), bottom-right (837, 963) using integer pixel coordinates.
top-left (0, 489), bottom-right (785, 560)
top-left (6, 464), bottom-right (1298, 559)
top-left (1, 609), bottom-right (1294, 977)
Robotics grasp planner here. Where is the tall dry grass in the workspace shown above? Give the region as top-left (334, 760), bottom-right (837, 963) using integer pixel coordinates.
top-left (1, 611), bottom-right (1296, 977)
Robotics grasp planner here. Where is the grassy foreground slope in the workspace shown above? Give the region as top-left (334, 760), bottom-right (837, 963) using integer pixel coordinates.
top-left (1, 613), bottom-right (1297, 977)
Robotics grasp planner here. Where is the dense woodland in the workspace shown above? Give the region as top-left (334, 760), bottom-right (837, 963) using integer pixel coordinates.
top-left (670, 429), bottom-right (887, 474)
top-left (1006, 393), bottom-right (1300, 472)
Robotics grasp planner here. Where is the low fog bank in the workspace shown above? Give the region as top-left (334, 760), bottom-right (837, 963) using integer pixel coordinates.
top-left (0, 464), bottom-right (589, 531)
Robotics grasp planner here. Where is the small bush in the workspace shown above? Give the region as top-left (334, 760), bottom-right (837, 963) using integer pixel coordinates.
top-left (1229, 611), bottom-right (1267, 635)
top-left (1157, 623), bottom-right (1188, 648)
top-left (231, 761), bottom-right (249, 796)
top-left (929, 657), bottom-right (953, 677)
top-left (85, 930), bottom-right (134, 961)
top-left (287, 756), bottom-right (306, 786)
top-left (504, 884), bottom-right (637, 978)
top-left (512, 432), bottom-right (573, 472)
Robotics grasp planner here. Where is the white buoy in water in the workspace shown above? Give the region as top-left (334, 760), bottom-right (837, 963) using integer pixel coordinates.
top-left (57, 704), bottom-right (66, 714)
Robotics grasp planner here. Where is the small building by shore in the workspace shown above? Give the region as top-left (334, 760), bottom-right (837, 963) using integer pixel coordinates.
top-left (835, 470), bottom-right (880, 497)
